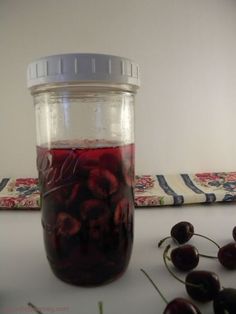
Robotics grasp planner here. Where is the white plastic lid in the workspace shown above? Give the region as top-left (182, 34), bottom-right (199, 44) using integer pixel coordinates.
top-left (27, 53), bottom-right (140, 89)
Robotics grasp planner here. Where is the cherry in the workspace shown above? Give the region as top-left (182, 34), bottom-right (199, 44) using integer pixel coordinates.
top-left (56, 212), bottom-right (81, 237)
top-left (170, 245), bottom-right (199, 271)
top-left (164, 298), bottom-right (201, 314)
top-left (163, 245), bottom-right (221, 302)
top-left (213, 288), bottom-right (236, 313)
top-left (185, 271), bottom-right (221, 302)
top-left (140, 268), bottom-right (201, 314)
top-left (232, 226), bottom-right (236, 241)
top-left (218, 242), bottom-right (236, 269)
top-left (171, 221), bottom-right (194, 244)
top-left (88, 168), bottom-right (119, 199)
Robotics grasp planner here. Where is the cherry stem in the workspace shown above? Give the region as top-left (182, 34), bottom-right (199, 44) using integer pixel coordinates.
top-left (158, 236), bottom-right (171, 247)
top-left (199, 253), bottom-right (218, 259)
top-left (98, 301), bottom-right (103, 314)
top-left (27, 302), bottom-right (44, 314)
top-left (193, 233), bottom-right (220, 249)
top-left (158, 236), bottom-right (179, 247)
top-left (163, 245), bottom-right (201, 289)
top-left (140, 268), bottom-right (168, 304)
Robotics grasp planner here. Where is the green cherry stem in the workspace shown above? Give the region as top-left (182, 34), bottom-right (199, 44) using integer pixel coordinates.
top-left (140, 268), bottom-right (168, 304)
top-left (193, 233), bottom-right (220, 249)
top-left (163, 245), bottom-right (201, 289)
top-left (158, 236), bottom-right (171, 247)
top-left (199, 253), bottom-right (218, 259)
top-left (158, 236), bottom-right (179, 247)
top-left (98, 301), bottom-right (103, 314)
top-left (27, 302), bottom-right (44, 314)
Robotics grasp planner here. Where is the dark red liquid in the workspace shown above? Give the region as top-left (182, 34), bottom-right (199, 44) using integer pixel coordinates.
top-left (37, 141), bottom-right (134, 286)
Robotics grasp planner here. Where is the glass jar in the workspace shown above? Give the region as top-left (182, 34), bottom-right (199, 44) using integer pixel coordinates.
top-left (27, 53), bottom-right (140, 286)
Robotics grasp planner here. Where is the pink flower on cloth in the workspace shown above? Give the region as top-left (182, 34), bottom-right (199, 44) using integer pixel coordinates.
top-left (195, 173), bottom-right (220, 183)
top-left (0, 197), bottom-right (16, 208)
top-left (15, 178), bottom-right (38, 187)
top-left (194, 172), bottom-right (236, 192)
top-left (135, 195), bottom-right (164, 207)
top-left (225, 172), bottom-right (236, 182)
top-left (135, 175), bottom-right (155, 193)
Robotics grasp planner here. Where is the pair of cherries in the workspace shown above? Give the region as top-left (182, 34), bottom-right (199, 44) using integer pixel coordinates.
top-left (141, 221), bottom-right (236, 313)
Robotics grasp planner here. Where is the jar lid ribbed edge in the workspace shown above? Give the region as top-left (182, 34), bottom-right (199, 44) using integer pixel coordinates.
top-left (27, 53), bottom-right (140, 89)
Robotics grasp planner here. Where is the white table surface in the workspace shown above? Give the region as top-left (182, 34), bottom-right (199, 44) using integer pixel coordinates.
top-left (1, 204), bottom-right (236, 314)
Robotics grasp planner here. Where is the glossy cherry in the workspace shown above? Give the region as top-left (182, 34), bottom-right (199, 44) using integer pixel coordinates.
top-left (140, 269), bottom-right (201, 314)
top-left (88, 168), bottom-right (119, 199)
top-left (185, 271), bottom-right (221, 302)
top-left (218, 242), bottom-right (236, 270)
top-left (171, 221), bottom-right (194, 244)
top-left (213, 288), bottom-right (236, 313)
top-left (164, 298), bottom-right (201, 314)
top-left (56, 212), bottom-right (81, 237)
top-left (163, 246), bottom-right (221, 303)
top-left (170, 245), bottom-right (199, 271)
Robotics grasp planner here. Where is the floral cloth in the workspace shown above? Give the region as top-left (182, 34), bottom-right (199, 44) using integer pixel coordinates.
top-left (1, 173), bottom-right (236, 208)
top-left (135, 172), bottom-right (236, 206)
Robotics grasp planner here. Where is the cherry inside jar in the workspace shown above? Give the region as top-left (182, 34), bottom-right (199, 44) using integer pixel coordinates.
top-left (38, 141), bottom-right (134, 286)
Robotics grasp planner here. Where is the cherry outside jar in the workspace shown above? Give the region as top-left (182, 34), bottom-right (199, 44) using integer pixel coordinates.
top-left (27, 53), bottom-right (140, 286)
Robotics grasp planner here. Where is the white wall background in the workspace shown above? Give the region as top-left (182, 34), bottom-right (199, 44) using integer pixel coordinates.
top-left (1, 0), bottom-right (236, 177)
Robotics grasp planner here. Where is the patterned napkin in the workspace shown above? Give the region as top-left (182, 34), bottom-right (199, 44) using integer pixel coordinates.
top-left (135, 173), bottom-right (236, 206)
top-left (0, 172), bottom-right (236, 209)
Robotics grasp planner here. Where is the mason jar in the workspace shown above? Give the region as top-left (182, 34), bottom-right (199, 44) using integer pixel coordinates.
top-left (27, 53), bottom-right (140, 286)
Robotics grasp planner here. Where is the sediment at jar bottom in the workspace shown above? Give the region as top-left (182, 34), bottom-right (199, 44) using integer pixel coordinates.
top-left (47, 234), bottom-right (133, 286)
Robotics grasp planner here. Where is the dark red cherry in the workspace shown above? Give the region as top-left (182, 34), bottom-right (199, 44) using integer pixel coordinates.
top-left (233, 226), bottom-right (236, 241)
top-left (56, 212), bottom-right (81, 237)
top-left (164, 298), bottom-right (201, 314)
top-left (171, 221), bottom-right (194, 244)
top-left (170, 245), bottom-right (199, 271)
top-left (218, 242), bottom-right (236, 269)
top-left (88, 168), bottom-right (119, 199)
top-left (213, 288), bottom-right (236, 313)
top-left (185, 271), bottom-right (221, 302)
